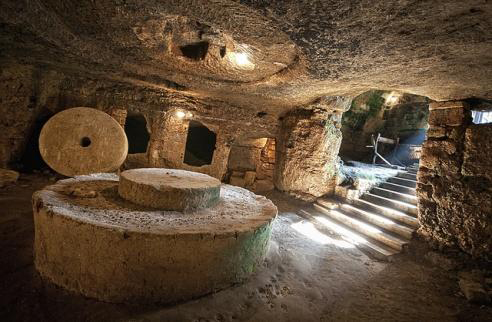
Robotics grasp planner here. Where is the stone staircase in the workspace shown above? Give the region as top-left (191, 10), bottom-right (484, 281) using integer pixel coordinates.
top-left (297, 164), bottom-right (419, 261)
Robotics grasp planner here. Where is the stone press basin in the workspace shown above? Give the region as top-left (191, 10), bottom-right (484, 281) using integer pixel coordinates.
top-left (32, 169), bottom-right (277, 304)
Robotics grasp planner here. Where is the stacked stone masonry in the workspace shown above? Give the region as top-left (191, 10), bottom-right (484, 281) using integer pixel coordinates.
top-left (228, 138), bottom-right (275, 193)
top-left (417, 100), bottom-right (492, 260)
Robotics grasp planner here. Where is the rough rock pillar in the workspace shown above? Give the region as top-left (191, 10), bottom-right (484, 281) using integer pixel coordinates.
top-left (274, 97), bottom-right (351, 200)
top-left (417, 100), bottom-right (492, 260)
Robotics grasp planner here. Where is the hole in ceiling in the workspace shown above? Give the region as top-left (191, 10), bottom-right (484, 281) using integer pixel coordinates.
top-left (256, 112), bottom-right (267, 118)
top-left (184, 121), bottom-right (216, 167)
top-left (179, 41), bottom-right (209, 61)
top-left (80, 137), bottom-right (91, 148)
top-left (220, 46), bottom-right (226, 58)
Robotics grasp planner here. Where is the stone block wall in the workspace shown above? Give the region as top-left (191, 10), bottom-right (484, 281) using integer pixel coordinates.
top-left (417, 100), bottom-right (492, 260)
top-left (107, 108), bottom-right (127, 128)
top-left (227, 138), bottom-right (275, 192)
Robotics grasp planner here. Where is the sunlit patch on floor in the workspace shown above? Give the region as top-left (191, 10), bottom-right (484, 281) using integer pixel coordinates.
top-left (290, 221), bottom-right (355, 248)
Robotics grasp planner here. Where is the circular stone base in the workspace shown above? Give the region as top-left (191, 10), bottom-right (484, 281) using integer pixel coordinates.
top-left (32, 174), bottom-right (277, 304)
top-left (118, 168), bottom-right (221, 211)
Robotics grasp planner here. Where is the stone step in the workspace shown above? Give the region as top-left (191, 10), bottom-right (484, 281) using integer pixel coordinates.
top-left (361, 193), bottom-right (418, 216)
top-left (379, 182), bottom-right (416, 196)
top-left (352, 198), bottom-right (419, 228)
top-left (397, 172), bottom-right (417, 181)
top-left (338, 203), bottom-right (414, 240)
top-left (297, 209), bottom-right (399, 261)
top-left (387, 176), bottom-right (417, 188)
top-left (371, 186), bottom-right (417, 205)
top-left (313, 203), bottom-right (409, 251)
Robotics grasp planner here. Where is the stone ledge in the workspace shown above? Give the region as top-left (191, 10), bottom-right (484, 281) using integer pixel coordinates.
top-left (429, 101), bottom-right (466, 111)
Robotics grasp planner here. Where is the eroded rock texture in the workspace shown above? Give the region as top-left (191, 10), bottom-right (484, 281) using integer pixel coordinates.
top-left (0, 1), bottom-right (491, 204)
top-left (275, 97), bottom-right (350, 200)
top-left (1, 0), bottom-right (491, 108)
top-left (0, 65), bottom-right (278, 179)
top-left (417, 101), bottom-right (492, 260)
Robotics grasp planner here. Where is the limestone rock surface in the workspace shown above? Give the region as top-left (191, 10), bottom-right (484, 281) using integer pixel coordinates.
top-left (1, 0), bottom-right (491, 110)
top-left (417, 101), bottom-right (492, 260)
top-left (275, 108), bottom-right (342, 200)
top-left (0, 169), bottom-right (19, 187)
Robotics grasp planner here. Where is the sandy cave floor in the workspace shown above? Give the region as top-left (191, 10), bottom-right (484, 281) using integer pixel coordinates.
top-left (1, 174), bottom-right (491, 322)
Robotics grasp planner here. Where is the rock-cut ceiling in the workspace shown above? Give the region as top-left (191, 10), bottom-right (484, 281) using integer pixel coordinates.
top-left (0, 0), bottom-right (491, 111)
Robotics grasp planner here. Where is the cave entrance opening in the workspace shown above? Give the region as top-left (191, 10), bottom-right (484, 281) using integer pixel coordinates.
top-left (183, 121), bottom-right (216, 167)
top-left (472, 110), bottom-right (492, 124)
top-left (124, 113), bottom-right (150, 154)
top-left (339, 90), bottom-right (429, 166)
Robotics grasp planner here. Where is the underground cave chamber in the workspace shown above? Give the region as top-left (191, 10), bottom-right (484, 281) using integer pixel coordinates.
top-left (0, 1), bottom-right (492, 320)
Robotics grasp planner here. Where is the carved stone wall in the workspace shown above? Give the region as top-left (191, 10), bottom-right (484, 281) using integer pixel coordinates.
top-left (148, 112), bottom-right (231, 180)
top-left (0, 64), bottom-right (276, 180)
top-left (417, 100), bottom-right (492, 260)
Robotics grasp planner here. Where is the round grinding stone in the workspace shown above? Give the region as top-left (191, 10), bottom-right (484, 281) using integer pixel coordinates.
top-left (39, 107), bottom-right (128, 177)
top-left (118, 168), bottom-right (221, 211)
top-left (32, 173), bottom-right (277, 304)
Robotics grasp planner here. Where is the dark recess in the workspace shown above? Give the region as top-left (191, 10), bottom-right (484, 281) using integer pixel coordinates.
top-left (180, 41), bottom-right (210, 60)
top-left (220, 46), bottom-right (226, 58)
top-left (19, 108), bottom-right (53, 172)
top-left (124, 114), bottom-right (150, 154)
top-left (184, 121), bottom-right (216, 166)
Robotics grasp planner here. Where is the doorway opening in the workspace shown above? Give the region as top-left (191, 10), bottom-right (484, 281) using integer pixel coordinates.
top-left (183, 121), bottom-right (216, 166)
top-left (19, 108), bottom-right (53, 172)
top-left (339, 90), bottom-right (429, 166)
top-left (124, 113), bottom-right (150, 154)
